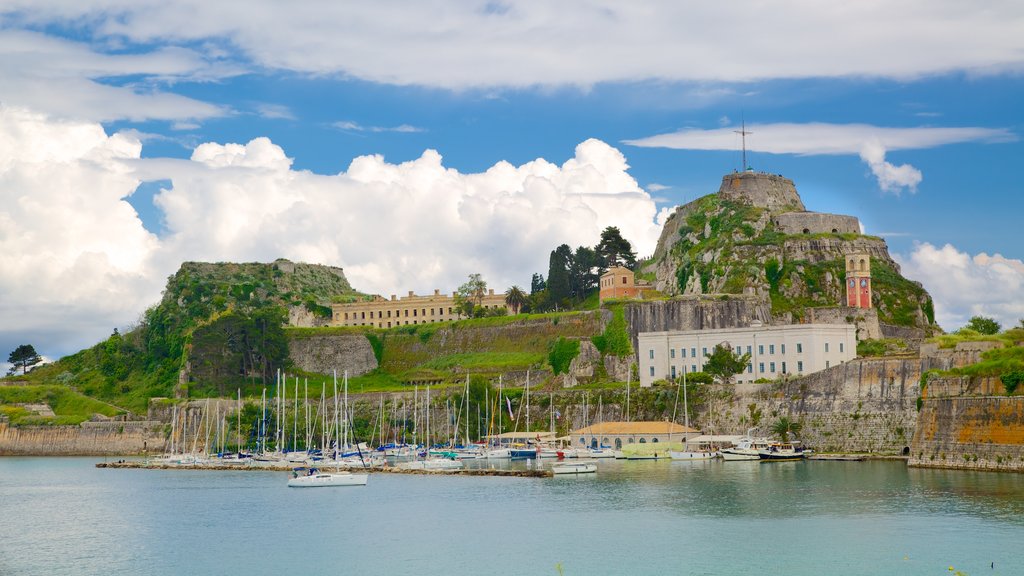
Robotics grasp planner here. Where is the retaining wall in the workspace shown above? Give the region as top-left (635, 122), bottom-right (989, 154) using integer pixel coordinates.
top-left (0, 421), bottom-right (166, 455)
top-left (910, 396), bottom-right (1024, 471)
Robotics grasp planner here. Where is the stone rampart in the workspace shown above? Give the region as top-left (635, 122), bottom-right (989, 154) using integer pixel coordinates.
top-left (910, 396), bottom-right (1024, 471)
top-left (0, 421), bottom-right (166, 455)
top-left (773, 212), bottom-right (860, 235)
top-left (718, 172), bottom-right (805, 211)
top-left (720, 358), bottom-right (923, 454)
top-left (288, 333), bottom-right (378, 376)
top-left (805, 306), bottom-right (880, 340)
top-left (624, 297), bottom-right (772, 343)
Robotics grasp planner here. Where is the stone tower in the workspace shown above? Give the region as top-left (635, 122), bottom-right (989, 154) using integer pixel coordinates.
top-left (717, 171), bottom-right (805, 212)
top-left (845, 253), bottom-right (872, 309)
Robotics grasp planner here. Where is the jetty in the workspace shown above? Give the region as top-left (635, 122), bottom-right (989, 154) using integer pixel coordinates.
top-left (95, 460), bottom-right (552, 477)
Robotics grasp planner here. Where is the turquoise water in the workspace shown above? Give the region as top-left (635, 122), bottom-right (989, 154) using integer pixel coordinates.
top-left (1, 458), bottom-right (1023, 575)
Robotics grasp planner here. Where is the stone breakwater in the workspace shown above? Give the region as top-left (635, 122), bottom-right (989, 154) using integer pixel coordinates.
top-left (0, 421), bottom-right (166, 456)
top-left (95, 461), bottom-right (553, 477)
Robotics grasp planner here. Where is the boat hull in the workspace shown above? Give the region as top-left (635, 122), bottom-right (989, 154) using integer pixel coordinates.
top-left (669, 450), bottom-right (719, 460)
top-left (552, 461), bottom-right (597, 475)
top-left (287, 472), bottom-right (368, 487)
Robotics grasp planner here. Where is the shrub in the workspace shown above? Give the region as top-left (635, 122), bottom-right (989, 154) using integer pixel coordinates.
top-left (1001, 371), bottom-right (1024, 395)
top-left (548, 338), bottom-right (581, 376)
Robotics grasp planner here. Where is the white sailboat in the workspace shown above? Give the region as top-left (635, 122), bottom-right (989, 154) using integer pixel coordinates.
top-left (669, 366), bottom-right (718, 461)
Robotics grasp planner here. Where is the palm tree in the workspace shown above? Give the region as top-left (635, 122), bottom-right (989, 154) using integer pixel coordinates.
top-left (504, 286), bottom-right (527, 315)
top-left (770, 416), bottom-right (803, 443)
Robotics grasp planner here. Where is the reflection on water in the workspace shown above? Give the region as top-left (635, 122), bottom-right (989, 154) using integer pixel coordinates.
top-left (1, 457), bottom-right (1023, 576)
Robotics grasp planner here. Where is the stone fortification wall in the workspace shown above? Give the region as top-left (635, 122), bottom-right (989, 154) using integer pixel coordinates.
top-left (289, 333), bottom-right (378, 376)
top-left (782, 236), bottom-right (896, 266)
top-left (0, 421), bottom-right (166, 455)
top-left (718, 172), bottom-right (805, 211)
top-left (719, 358), bottom-right (923, 454)
top-left (773, 212), bottom-right (860, 235)
top-left (910, 396), bottom-right (1024, 471)
top-left (624, 297), bottom-right (772, 342)
top-left (805, 306), bottom-right (880, 340)
top-left (288, 305), bottom-right (333, 328)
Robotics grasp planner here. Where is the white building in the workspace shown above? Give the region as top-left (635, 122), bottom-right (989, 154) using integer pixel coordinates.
top-left (636, 322), bottom-right (857, 387)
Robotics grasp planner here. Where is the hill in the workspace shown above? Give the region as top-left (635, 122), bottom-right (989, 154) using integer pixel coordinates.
top-left (644, 172), bottom-right (937, 333)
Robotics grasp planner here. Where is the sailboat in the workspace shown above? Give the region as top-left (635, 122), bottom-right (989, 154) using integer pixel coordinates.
top-left (669, 366), bottom-right (718, 460)
top-left (290, 370), bottom-right (370, 486)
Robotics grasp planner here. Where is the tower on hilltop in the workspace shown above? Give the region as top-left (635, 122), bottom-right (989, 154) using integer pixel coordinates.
top-left (845, 253), bottom-right (872, 309)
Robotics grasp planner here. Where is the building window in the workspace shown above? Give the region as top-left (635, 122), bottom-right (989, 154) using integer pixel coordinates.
top-left (413, 309), bottom-right (417, 317)
top-left (649, 349), bottom-right (655, 359)
top-left (770, 362), bottom-right (776, 373)
top-left (691, 348), bottom-right (697, 358)
top-left (758, 345), bottom-right (764, 355)
top-left (826, 360), bottom-right (830, 368)
top-left (759, 362), bottom-right (765, 373)
top-left (702, 347), bottom-right (707, 357)
top-left (825, 342), bottom-right (830, 353)
top-left (639, 438), bottom-right (646, 444)
top-left (448, 307), bottom-right (453, 314)
top-left (361, 312), bottom-right (365, 319)
top-left (747, 363), bottom-right (753, 373)
top-left (797, 343), bottom-right (802, 353)
top-left (671, 366), bottom-right (677, 378)
top-left (781, 362), bottom-right (787, 373)
top-left (798, 361), bottom-right (803, 372)
top-left (746, 345), bottom-right (752, 355)
top-left (422, 309), bottom-right (426, 316)
top-left (735, 346), bottom-right (741, 355)
top-left (692, 365), bottom-right (697, 374)
top-left (649, 366), bottom-right (655, 377)
top-left (344, 312), bottom-right (349, 320)
top-left (622, 276), bottom-right (627, 284)
top-left (781, 344), bottom-right (786, 355)
top-left (670, 349), bottom-right (675, 359)
top-left (681, 348), bottom-right (687, 358)
top-left (405, 310), bottom-right (409, 317)
top-left (769, 344), bottom-right (775, 355)
top-left (839, 342), bottom-right (844, 353)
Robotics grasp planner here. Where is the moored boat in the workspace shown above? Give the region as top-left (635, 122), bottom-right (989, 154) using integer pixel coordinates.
top-left (287, 468), bottom-right (368, 487)
top-left (552, 460), bottom-right (597, 475)
top-left (721, 435), bottom-right (772, 461)
top-left (758, 442), bottom-right (807, 461)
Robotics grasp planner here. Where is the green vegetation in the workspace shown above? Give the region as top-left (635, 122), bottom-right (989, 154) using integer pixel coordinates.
top-left (1002, 371), bottom-right (1024, 395)
top-left (421, 352), bottom-right (545, 372)
top-left (0, 385), bottom-right (123, 425)
top-left (7, 344), bottom-right (42, 375)
top-left (963, 315), bottom-right (1001, 335)
top-left (591, 304), bottom-right (632, 357)
top-left (548, 338), bottom-right (581, 375)
top-left (771, 416), bottom-right (803, 442)
top-left (703, 344), bottom-right (751, 385)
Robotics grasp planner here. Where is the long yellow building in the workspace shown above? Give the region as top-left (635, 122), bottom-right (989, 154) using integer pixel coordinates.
top-left (331, 289), bottom-right (509, 328)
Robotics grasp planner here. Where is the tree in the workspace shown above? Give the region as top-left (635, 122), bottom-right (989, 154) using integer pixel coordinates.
top-left (702, 343), bottom-right (751, 386)
top-left (530, 273), bottom-right (546, 295)
top-left (595, 226), bottom-right (637, 270)
top-left (504, 286), bottom-right (527, 315)
top-left (546, 245), bottom-right (573, 307)
top-left (771, 416), bottom-right (803, 442)
top-left (568, 245), bottom-right (600, 299)
top-left (7, 344), bottom-right (42, 375)
top-left (963, 316), bottom-right (1001, 335)
top-left (455, 273), bottom-right (488, 317)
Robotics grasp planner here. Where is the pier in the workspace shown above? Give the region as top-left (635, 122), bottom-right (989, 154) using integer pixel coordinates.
top-left (96, 461), bottom-right (553, 477)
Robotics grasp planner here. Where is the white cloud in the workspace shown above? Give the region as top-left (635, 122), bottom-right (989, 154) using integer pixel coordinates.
top-left (624, 121), bottom-right (1013, 193)
top-left (0, 29), bottom-right (227, 122)
top-left (254, 103), bottom-right (295, 120)
top-left (0, 106), bottom-right (663, 359)
top-left (858, 141), bottom-right (922, 194)
top-left (4, 2), bottom-right (1024, 90)
top-left (623, 123), bottom-right (1014, 155)
top-left (333, 120), bottom-right (425, 134)
top-left (895, 242), bottom-right (1024, 331)
top-left (646, 183), bottom-right (670, 192)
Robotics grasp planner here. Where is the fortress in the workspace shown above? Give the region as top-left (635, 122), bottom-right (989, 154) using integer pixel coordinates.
top-left (719, 170), bottom-right (861, 235)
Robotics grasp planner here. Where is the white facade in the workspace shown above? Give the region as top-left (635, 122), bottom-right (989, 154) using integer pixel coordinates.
top-left (637, 323), bottom-right (857, 387)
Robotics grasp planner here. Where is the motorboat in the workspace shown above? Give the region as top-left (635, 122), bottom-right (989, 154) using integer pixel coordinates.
top-left (397, 458), bottom-right (464, 471)
top-left (721, 436), bottom-right (772, 461)
top-left (287, 468), bottom-right (368, 487)
top-left (668, 449), bottom-right (719, 461)
top-left (587, 448), bottom-right (619, 459)
top-left (758, 442), bottom-right (807, 461)
top-left (552, 460), bottom-right (597, 475)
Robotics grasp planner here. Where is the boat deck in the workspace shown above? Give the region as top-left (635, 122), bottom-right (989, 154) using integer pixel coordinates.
top-left (95, 461), bottom-right (552, 477)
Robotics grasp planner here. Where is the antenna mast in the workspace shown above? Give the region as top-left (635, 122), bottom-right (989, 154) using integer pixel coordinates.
top-left (734, 118), bottom-right (752, 171)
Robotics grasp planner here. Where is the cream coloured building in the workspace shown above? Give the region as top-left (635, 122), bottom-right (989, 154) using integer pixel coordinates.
top-left (571, 421), bottom-right (700, 450)
top-left (331, 289), bottom-right (510, 328)
top-left (637, 322), bottom-right (857, 387)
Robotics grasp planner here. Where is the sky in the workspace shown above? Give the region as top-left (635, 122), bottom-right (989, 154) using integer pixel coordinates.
top-left (1, 1), bottom-right (1023, 367)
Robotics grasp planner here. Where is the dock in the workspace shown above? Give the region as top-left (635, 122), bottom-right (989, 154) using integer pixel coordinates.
top-left (95, 461), bottom-right (553, 477)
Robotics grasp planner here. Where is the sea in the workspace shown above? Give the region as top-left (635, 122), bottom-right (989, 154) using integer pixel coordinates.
top-left (1, 457), bottom-right (1022, 575)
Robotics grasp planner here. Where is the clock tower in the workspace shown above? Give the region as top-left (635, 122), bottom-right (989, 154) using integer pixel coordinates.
top-left (845, 253), bottom-right (872, 309)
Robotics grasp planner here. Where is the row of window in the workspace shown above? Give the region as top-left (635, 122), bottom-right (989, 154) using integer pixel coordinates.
top-left (345, 306), bottom-right (456, 321)
top-left (656, 359), bottom-right (811, 378)
top-left (656, 341), bottom-right (843, 360)
top-left (579, 437), bottom-right (659, 449)
top-left (351, 319), bottom-right (448, 328)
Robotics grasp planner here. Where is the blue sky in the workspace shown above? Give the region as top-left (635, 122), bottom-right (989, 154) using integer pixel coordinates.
top-left (1, 2), bottom-right (1023, 364)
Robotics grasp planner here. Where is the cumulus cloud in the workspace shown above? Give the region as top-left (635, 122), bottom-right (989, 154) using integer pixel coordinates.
top-left (3, 2), bottom-right (1024, 90)
top-left (895, 243), bottom-right (1024, 331)
top-left (0, 106), bottom-right (664, 359)
top-left (858, 141), bottom-right (922, 194)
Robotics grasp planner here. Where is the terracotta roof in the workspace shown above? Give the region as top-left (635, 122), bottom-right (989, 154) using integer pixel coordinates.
top-left (571, 421), bottom-right (700, 435)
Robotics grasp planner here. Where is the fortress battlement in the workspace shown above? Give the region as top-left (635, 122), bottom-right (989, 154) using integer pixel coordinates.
top-left (718, 171), bottom-right (805, 212)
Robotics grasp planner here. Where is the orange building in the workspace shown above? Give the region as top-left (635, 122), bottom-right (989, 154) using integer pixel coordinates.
top-left (599, 266), bottom-right (650, 303)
